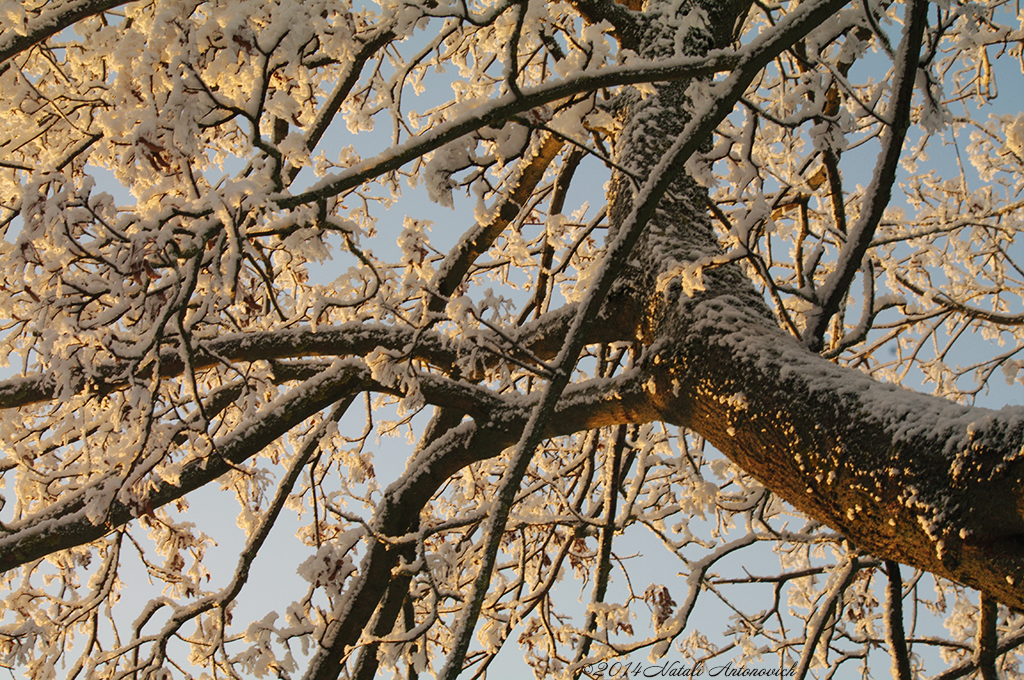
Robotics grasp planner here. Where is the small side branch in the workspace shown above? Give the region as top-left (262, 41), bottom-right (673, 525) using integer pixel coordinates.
top-left (931, 628), bottom-right (1024, 680)
top-left (884, 560), bottom-right (913, 680)
top-left (298, 29), bottom-right (396, 169)
top-left (571, 424), bottom-right (627, 672)
top-left (976, 593), bottom-right (999, 680)
top-left (794, 555), bottom-right (859, 680)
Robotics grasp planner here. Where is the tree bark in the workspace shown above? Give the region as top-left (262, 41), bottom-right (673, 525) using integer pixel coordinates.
top-left (612, 0), bottom-right (1024, 612)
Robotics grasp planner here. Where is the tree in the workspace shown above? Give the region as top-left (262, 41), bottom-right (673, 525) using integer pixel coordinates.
top-left (2, 0), bottom-right (1024, 677)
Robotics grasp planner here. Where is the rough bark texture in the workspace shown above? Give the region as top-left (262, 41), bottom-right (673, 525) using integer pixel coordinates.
top-left (610, 0), bottom-right (1024, 610)
top-left (649, 288), bottom-right (1024, 605)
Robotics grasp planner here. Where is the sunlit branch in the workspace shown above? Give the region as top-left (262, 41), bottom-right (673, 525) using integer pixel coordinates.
top-left (429, 132), bottom-right (566, 313)
top-left (505, 0), bottom-right (528, 98)
top-left (54, 132), bottom-right (103, 171)
top-left (823, 260), bottom-right (901, 358)
top-left (443, 253), bottom-right (650, 674)
top-left (871, 198), bottom-right (1024, 245)
top-left (519, 146), bottom-right (585, 324)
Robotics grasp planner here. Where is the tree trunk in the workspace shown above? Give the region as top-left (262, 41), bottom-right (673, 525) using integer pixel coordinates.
top-left (616, 0), bottom-right (1024, 610)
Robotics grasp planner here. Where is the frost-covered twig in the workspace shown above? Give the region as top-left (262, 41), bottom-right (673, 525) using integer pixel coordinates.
top-left (129, 397), bottom-right (353, 676)
top-left (793, 554), bottom-right (859, 680)
top-left (802, 0), bottom-right (929, 351)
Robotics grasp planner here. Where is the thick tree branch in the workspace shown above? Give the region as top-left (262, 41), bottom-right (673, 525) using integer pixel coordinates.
top-left (0, 307), bottom-right (634, 409)
top-left (652, 289), bottom-right (1024, 608)
top-left (349, 531), bottom-right (417, 680)
top-left (0, 365), bottom-right (653, 577)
